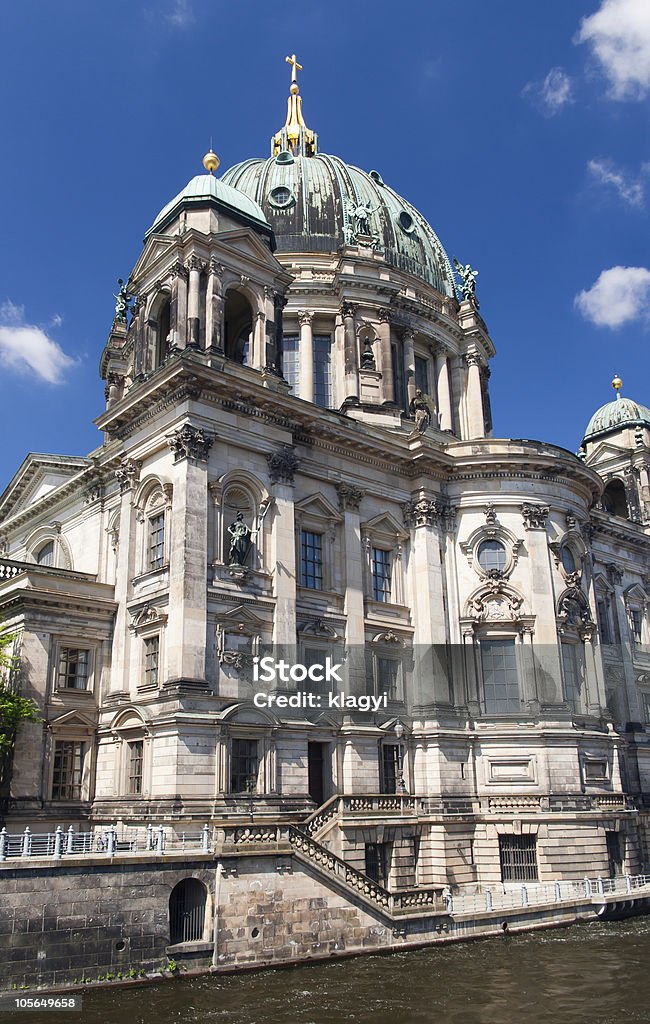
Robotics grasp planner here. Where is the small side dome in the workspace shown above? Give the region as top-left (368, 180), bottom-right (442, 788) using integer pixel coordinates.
top-left (583, 392), bottom-right (650, 442)
top-left (145, 172), bottom-right (272, 240)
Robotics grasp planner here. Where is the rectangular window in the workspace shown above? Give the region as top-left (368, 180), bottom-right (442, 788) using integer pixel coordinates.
top-left (414, 355), bottom-right (430, 395)
top-left (282, 333), bottom-right (300, 393)
top-left (392, 340), bottom-right (405, 412)
top-left (643, 692), bottom-right (650, 725)
top-left (144, 635), bottom-right (160, 688)
top-left (498, 834), bottom-right (538, 882)
top-left (128, 740), bottom-right (144, 795)
top-left (58, 648), bottom-right (89, 690)
top-left (371, 547), bottom-right (392, 603)
top-left (51, 741), bottom-right (84, 801)
top-left (480, 639), bottom-right (520, 714)
top-left (303, 647), bottom-right (335, 696)
top-left (597, 599), bottom-right (612, 645)
top-left (561, 643), bottom-right (582, 708)
top-left (375, 656), bottom-right (403, 701)
top-left (230, 738), bottom-right (259, 793)
top-left (148, 512), bottom-right (165, 570)
top-left (313, 335), bottom-right (332, 408)
top-left (300, 530), bottom-right (323, 590)
top-left (365, 841), bottom-right (390, 886)
top-left (631, 609), bottom-right (643, 644)
top-left (380, 744), bottom-right (400, 794)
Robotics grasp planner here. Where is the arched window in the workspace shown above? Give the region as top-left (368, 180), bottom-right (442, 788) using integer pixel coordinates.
top-left (155, 297), bottom-right (171, 368)
top-left (224, 289), bottom-right (253, 365)
top-left (36, 540), bottom-right (55, 566)
top-left (477, 539), bottom-right (507, 574)
top-left (169, 878), bottom-right (207, 944)
top-left (561, 546), bottom-right (576, 574)
top-left (602, 479), bottom-right (628, 519)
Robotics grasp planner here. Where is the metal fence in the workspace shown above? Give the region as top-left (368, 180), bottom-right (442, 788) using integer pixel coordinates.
top-left (445, 873), bottom-right (650, 916)
top-left (0, 824), bottom-right (211, 861)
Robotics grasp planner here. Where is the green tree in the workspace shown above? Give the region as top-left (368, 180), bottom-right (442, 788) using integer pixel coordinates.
top-left (0, 634), bottom-right (41, 817)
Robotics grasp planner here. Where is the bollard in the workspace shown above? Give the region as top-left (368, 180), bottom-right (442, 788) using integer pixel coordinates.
top-left (0, 827), bottom-right (7, 862)
top-left (21, 827), bottom-right (31, 858)
top-left (521, 885), bottom-right (528, 907)
top-left (156, 825), bottom-right (165, 854)
top-left (66, 826), bottom-right (75, 855)
top-left (485, 889), bottom-right (493, 911)
top-left (107, 826), bottom-right (116, 856)
top-left (146, 823), bottom-right (154, 850)
top-left (53, 826), bottom-right (63, 861)
top-left (583, 877), bottom-right (592, 897)
top-left (555, 881), bottom-right (562, 903)
top-left (202, 823), bottom-right (209, 852)
top-left (597, 877), bottom-right (604, 896)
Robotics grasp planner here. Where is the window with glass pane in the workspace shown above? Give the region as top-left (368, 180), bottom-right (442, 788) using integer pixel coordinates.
top-left (282, 334), bottom-right (300, 392)
top-left (304, 646), bottom-right (334, 695)
top-left (631, 609), bottom-right (643, 644)
top-left (562, 643), bottom-right (582, 708)
top-left (36, 541), bottom-right (55, 566)
top-left (313, 335), bottom-right (332, 408)
top-left (148, 512), bottom-right (165, 570)
top-left (414, 355), bottom-right (429, 394)
top-left (144, 635), bottom-right (159, 687)
top-left (499, 834), bottom-right (538, 882)
top-left (477, 539), bottom-right (507, 573)
top-left (300, 530), bottom-right (323, 590)
top-left (597, 599), bottom-right (612, 644)
top-left (51, 741), bottom-right (84, 800)
top-left (642, 693), bottom-right (650, 725)
top-left (561, 546), bottom-right (576, 573)
top-left (376, 656), bottom-right (402, 700)
top-left (381, 745), bottom-right (400, 794)
top-left (230, 738), bottom-right (259, 793)
top-left (371, 547), bottom-right (392, 602)
top-left (58, 648), bottom-right (89, 689)
top-left (128, 740), bottom-right (144, 795)
top-left (480, 639), bottom-right (520, 714)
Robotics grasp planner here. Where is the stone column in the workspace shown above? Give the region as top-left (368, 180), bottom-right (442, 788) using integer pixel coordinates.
top-left (206, 257), bottom-right (224, 352)
top-left (186, 255), bottom-right (203, 348)
top-left (337, 482), bottom-right (366, 698)
top-left (274, 291), bottom-right (286, 375)
top-left (465, 353), bottom-right (485, 440)
top-left (341, 302), bottom-right (359, 404)
top-left (298, 310), bottom-right (314, 402)
top-left (377, 309), bottom-right (394, 404)
top-left (170, 261), bottom-right (188, 349)
top-left (165, 425), bottom-right (213, 684)
top-left (254, 310), bottom-right (267, 370)
top-left (450, 356), bottom-right (466, 437)
top-left (268, 446), bottom-right (298, 647)
top-left (402, 328), bottom-right (416, 408)
top-left (110, 457), bottom-right (141, 694)
top-left (436, 352), bottom-right (453, 431)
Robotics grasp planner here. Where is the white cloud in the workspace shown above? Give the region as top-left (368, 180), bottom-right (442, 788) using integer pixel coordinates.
top-left (522, 67), bottom-right (574, 116)
top-left (587, 158), bottom-right (647, 207)
top-left (0, 301), bottom-right (76, 384)
top-left (166, 0), bottom-right (193, 27)
top-left (576, 0), bottom-right (650, 99)
top-left (49, 313), bottom-right (63, 328)
top-left (575, 266), bottom-right (650, 328)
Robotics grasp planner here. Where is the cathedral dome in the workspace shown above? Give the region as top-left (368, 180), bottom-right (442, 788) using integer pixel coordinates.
top-left (146, 173), bottom-right (271, 238)
top-left (583, 390), bottom-right (650, 441)
top-left (221, 153), bottom-right (456, 297)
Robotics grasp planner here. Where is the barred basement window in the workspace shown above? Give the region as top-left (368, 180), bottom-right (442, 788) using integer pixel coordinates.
top-left (371, 547), bottom-right (392, 602)
top-left (230, 738), bottom-right (259, 793)
top-left (58, 648), bottom-right (89, 689)
top-left (169, 878), bottom-right (207, 944)
top-left (128, 740), bottom-right (144, 795)
top-left (148, 512), bottom-right (165, 570)
top-left (499, 834), bottom-right (538, 882)
top-left (51, 741), bottom-right (84, 801)
top-left (300, 530), bottom-right (323, 590)
top-left (144, 635), bottom-right (160, 687)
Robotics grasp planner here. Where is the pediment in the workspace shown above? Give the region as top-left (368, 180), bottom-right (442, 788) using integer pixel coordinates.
top-left (585, 441), bottom-right (632, 469)
top-left (220, 702), bottom-right (279, 726)
top-left (295, 493), bottom-right (342, 523)
top-left (49, 709), bottom-right (96, 731)
top-left (217, 604), bottom-right (266, 628)
top-left (361, 511), bottom-right (408, 540)
top-left (215, 228), bottom-right (290, 278)
top-left (0, 454), bottom-right (90, 522)
top-left (130, 234), bottom-right (178, 279)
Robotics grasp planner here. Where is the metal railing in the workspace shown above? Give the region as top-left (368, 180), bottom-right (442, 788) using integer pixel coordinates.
top-left (445, 873), bottom-right (650, 916)
top-left (0, 824), bottom-right (211, 861)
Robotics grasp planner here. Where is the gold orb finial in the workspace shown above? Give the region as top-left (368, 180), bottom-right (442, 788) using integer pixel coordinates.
top-left (612, 373), bottom-right (623, 393)
top-left (202, 148), bottom-right (220, 174)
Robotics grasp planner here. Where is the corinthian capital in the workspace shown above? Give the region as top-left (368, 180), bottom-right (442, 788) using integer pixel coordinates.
top-left (298, 310), bottom-right (313, 327)
top-left (166, 423), bottom-right (214, 463)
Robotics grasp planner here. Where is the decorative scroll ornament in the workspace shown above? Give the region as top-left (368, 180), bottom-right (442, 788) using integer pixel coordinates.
top-left (167, 424), bottom-right (214, 463)
top-left (484, 503), bottom-right (498, 525)
top-left (467, 579), bottom-right (524, 622)
top-left (606, 562), bottom-right (624, 586)
top-left (521, 503), bottom-right (550, 530)
top-left (115, 456), bottom-right (141, 493)
top-left (337, 481), bottom-right (365, 512)
top-left (267, 445), bottom-right (298, 485)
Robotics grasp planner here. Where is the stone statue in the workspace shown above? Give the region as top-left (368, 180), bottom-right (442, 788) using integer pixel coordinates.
top-left (453, 258), bottom-right (479, 305)
top-left (113, 278), bottom-right (133, 322)
top-left (409, 390), bottom-right (432, 433)
top-left (228, 512), bottom-right (252, 566)
top-left (361, 337), bottom-right (376, 370)
top-left (352, 200), bottom-right (377, 239)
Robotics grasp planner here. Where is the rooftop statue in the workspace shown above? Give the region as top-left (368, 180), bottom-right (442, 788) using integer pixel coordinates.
top-left (453, 258), bottom-right (479, 306)
top-left (351, 200), bottom-right (378, 240)
top-left (113, 278), bottom-right (134, 322)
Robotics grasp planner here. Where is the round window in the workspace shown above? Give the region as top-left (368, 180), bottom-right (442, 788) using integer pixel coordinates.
top-left (477, 539), bottom-right (507, 573)
top-left (369, 169), bottom-right (384, 185)
top-left (398, 210), bottom-right (415, 233)
top-left (561, 546), bottom-right (576, 573)
top-left (269, 185), bottom-right (294, 208)
top-left (275, 150), bottom-right (294, 165)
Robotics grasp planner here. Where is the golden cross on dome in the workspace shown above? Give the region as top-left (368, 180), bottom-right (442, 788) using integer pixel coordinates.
top-left (285, 53), bottom-right (303, 85)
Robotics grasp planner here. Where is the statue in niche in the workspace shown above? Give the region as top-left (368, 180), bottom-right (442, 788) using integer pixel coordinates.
top-left (352, 200), bottom-right (377, 239)
top-left (409, 389), bottom-right (432, 433)
top-left (361, 336), bottom-right (376, 370)
top-left (453, 258), bottom-right (479, 304)
top-left (113, 278), bottom-right (134, 322)
top-left (228, 512), bottom-right (253, 566)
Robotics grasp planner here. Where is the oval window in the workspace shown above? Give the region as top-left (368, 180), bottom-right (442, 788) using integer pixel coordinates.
top-left (477, 539), bottom-right (507, 573)
top-left (561, 546), bottom-right (576, 573)
top-left (398, 210), bottom-right (415, 233)
top-left (369, 169), bottom-right (384, 185)
top-left (269, 185), bottom-right (294, 208)
top-left (275, 150), bottom-right (294, 165)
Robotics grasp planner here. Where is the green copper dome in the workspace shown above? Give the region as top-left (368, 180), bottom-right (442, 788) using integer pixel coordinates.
top-left (583, 395), bottom-right (650, 441)
top-left (221, 153), bottom-right (456, 297)
top-left (146, 173), bottom-right (271, 239)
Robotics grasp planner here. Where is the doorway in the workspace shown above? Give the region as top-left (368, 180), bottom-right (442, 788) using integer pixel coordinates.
top-left (308, 741), bottom-right (328, 806)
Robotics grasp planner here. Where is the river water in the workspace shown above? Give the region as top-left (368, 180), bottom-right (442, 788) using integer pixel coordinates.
top-left (23, 918), bottom-right (650, 1024)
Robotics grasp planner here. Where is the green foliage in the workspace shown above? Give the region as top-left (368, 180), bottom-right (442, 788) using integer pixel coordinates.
top-left (166, 958), bottom-right (178, 973)
top-left (0, 634), bottom-right (41, 803)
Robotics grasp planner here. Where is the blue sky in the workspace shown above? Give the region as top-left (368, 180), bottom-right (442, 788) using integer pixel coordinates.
top-left (1, 0), bottom-right (649, 488)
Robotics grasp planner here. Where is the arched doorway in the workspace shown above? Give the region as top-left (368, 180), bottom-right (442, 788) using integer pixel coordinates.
top-left (169, 878), bottom-right (207, 944)
top-left (224, 289), bottom-right (253, 365)
top-left (602, 479), bottom-right (628, 519)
